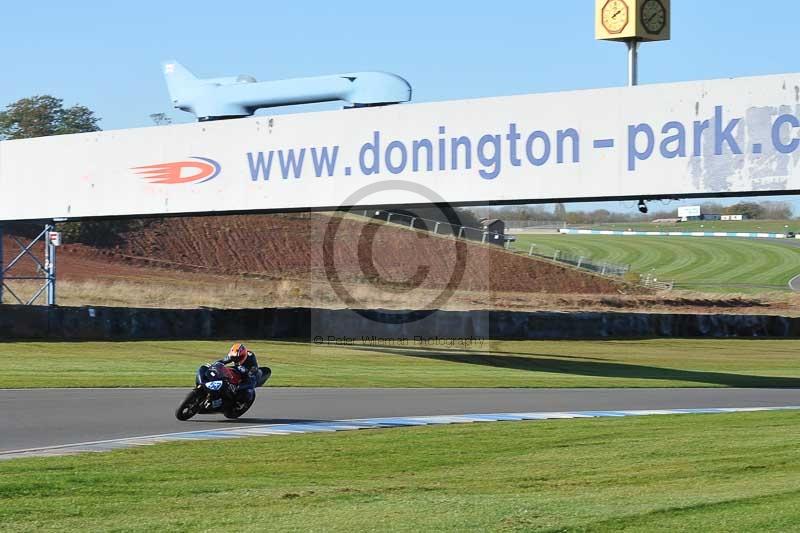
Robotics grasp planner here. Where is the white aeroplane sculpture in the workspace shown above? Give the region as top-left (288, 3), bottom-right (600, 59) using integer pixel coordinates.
top-left (162, 60), bottom-right (412, 121)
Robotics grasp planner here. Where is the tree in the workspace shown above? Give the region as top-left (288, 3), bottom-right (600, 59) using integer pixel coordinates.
top-left (554, 203), bottom-right (567, 221)
top-left (0, 95), bottom-right (100, 139)
top-left (760, 201), bottom-right (793, 220)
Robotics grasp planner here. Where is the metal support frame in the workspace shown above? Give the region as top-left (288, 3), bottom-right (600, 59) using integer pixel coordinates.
top-left (627, 40), bottom-right (639, 87)
top-left (0, 224), bottom-right (3, 304)
top-left (0, 223), bottom-right (57, 306)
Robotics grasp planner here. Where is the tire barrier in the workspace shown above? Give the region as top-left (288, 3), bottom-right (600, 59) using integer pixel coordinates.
top-left (1, 305), bottom-right (799, 341)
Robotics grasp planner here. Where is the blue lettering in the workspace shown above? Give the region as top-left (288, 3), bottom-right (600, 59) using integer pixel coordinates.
top-left (772, 114), bottom-right (800, 154)
top-left (310, 146), bottom-right (339, 177)
top-left (278, 148), bottom-right (305, 179)
top-left (506, 123), bottom-right (522, 167)
top-left (385, 140), bottom-right (408, 174)
top-left (525, 131), bottom-right (551, 166)
top-left (246, 151), bottom-right (273, 181)
top-left (451, 136), bottom-right (472, 170)
top-left (359, 131), bottom-right (381, 175)
top-left (627, 123), bottom-right (654, 171)
top-left (660, 121), bottom-right (686, 159)
top-left (556, 128), bottom-right (580, 164)
top-left (477, 134), bottom-right (502, 179)
top-left (412, 139), bottom-right (433, 172)
top-left (693, 119), bottom-right (710, 156)
top-left (714, 106), bottom-right (742, 155)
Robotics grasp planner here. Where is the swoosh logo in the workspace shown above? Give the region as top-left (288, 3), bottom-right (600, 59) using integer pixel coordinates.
top-left (133, 156), bottom-right (221, 184)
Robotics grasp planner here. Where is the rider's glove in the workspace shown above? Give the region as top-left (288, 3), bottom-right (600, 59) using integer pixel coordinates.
top-left (236, 365), bottom-right (248, 375)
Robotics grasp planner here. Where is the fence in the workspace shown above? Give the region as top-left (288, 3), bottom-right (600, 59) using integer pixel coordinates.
top-left (360, 209), bottom-right (511, 247)
top-left (526, 244), bottom-right (630, 278)
top-left (504, 220), bottom-right (567, 230)
top-left (639, 273), bottom-right (675, 291)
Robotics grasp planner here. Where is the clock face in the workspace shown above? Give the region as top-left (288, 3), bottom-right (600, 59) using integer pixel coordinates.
top-left (641, 0), bottom-right (667, 34)
top-left (601, 0), bottom-right (629, 34)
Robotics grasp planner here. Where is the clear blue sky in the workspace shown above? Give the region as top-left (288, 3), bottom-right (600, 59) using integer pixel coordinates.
top-left (4, 1), bottom-right (800, 214)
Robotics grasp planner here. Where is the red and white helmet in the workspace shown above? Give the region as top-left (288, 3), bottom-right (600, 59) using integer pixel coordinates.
top-left (228, 343), bottom-right (248, 365)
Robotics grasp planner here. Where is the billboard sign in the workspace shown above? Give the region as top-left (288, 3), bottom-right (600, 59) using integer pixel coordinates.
top-left (1, 72), bottom-right (800, 222)
top-left (677, 205), bottom-right (701, 218)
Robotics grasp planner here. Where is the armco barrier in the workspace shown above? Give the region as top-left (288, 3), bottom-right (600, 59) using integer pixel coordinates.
top-left (559, 228), bottom-right (794, 239)
top-left (1, 305), bottom-right (799, 340)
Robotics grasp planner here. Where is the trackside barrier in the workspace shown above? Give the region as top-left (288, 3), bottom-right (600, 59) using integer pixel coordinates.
top-left (361, 210), bottom-right (511, 248)
top-left (1, 305), bottom-right (798, 341)
top-left (559, 229), bottom-right (797, 239)
top-left (527, 246), bottom-right (630, 278)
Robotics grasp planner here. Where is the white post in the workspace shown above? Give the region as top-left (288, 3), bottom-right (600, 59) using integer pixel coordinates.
top-left (577, 256), bottom-right (584, 269)
top-left (529, 244), bottom-right (535, 256)
top-left (45, 224), bottom-right (56, 306)
top-left (433, 221), bottom-right (440, 234)
top-left (386, 213), bottom-right (392, 224)
top-left (458, 227), bottom-right (465, 239)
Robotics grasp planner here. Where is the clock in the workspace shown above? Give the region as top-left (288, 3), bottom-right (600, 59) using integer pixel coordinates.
top-left (641, 0), bottom-right (667, 34)
top-left (601, 0), bottom-right (630, 34)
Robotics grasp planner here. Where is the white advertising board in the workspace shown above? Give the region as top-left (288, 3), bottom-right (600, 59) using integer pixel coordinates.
top-left (678, 205), bottom-right (701, 218)
top-left (1, 72), bottom-right (800, 221)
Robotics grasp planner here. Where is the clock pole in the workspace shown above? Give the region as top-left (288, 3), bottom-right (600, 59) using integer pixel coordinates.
top-left (595, 0), bottom-right (670, 88)
top-left (627, 40), bottom-right (639, 86)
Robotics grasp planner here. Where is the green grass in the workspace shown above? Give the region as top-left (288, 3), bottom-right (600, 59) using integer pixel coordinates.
top-left (2, 410), bottom-right (800, 531)
top-left (4, 338), bottom-right (800, 388)
top-left (585, 219), bottom-right (800, 233)
top-left (515, 234), bottom-right (800, 291)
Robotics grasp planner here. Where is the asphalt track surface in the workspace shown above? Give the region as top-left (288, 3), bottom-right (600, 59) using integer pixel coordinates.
top-left (3, 387), bottom-right (800, 453)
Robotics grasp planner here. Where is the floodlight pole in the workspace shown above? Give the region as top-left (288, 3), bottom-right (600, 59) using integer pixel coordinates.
top-left (627, 40), bottom-right (639, 87)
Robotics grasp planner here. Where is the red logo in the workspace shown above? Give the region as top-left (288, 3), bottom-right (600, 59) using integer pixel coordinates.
top-left (134, 156), bottom-right (221, 184)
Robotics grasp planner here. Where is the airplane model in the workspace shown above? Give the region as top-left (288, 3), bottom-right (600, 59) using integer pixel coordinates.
top-left (162, 60), bottom-right (412, 121)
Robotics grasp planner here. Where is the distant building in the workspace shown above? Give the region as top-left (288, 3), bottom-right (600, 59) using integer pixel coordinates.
top-left (677, 205), bottom-right (748, 222)
top-left (479, 218), bottom-right (509, 247)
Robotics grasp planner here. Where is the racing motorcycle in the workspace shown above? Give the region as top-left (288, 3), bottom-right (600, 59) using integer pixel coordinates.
top-left (175, 361), bottom-right (271, 421)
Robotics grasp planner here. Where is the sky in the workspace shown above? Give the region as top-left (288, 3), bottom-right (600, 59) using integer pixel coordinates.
top-left (3, 0), bottom-right (800, 215)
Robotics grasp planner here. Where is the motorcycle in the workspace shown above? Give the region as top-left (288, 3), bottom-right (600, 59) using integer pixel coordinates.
top-left (175, 361), bottom-right (271, 421)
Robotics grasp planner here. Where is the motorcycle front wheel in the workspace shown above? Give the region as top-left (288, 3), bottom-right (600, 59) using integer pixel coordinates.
top-left (175, 389), bottom-right (203, 421)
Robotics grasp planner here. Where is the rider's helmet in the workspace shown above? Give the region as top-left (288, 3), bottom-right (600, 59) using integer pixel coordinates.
top-left (228, 343), bottom-right (248, 365)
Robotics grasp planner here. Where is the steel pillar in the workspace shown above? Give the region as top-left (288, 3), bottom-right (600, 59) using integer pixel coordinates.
top-left (0, 224), bottom-right (4, 304)
top-left (627, 40), bottom-right (639, 87)
top-left (0, 223), bottom-right (57, 306)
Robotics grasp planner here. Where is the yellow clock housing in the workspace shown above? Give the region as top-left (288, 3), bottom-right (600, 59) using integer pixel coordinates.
top-left (595, 0), bottom-right (671, 42)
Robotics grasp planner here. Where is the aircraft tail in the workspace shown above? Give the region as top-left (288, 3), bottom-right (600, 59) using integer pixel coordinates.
top-left (161, 60), bottom-right (197, 108)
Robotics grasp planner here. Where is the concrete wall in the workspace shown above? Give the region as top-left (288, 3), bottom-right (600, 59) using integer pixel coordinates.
top-left (0, 305), bottom-right (798, 341)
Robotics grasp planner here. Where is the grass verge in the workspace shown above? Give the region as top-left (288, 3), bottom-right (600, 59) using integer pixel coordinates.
top-left (3, 338), bottom-right (800, 388)
top-left (2, 411), bottom-right (799, 531)
top-left (514, 234), bottom-right (800, 292)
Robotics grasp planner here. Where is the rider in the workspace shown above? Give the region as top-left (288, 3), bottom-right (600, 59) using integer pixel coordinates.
top-left (217, 343), bottom-right (269, 402)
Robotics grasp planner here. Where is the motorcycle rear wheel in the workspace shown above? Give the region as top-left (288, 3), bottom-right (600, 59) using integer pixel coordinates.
top-left (175, 389), bottom-right (202, 421)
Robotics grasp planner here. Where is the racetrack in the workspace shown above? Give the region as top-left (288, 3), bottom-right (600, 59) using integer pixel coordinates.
top-left (516, 234), bottom-right (800, 291)
top-left (3, 387), bottom-right (800, 454)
